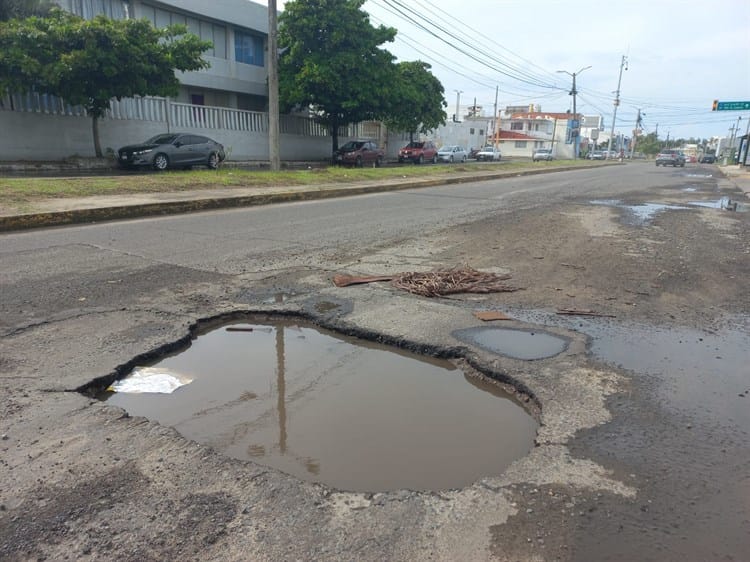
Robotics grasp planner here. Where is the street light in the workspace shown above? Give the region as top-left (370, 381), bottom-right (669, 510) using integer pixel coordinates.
top-left (454, 89), bottom-right (463, 122)
top-left (556, 66), bottom-right (591, 159)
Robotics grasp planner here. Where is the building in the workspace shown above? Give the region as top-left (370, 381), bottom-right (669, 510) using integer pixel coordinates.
top-left (56, 0), bottom-right (271, 111)
top-left (0, 0), bottom-right (401, 161)
top-left (494, 111), bottom-right (583, 159)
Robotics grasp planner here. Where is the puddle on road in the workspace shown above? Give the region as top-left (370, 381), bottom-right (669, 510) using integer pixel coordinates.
top-left (101, 318), bottom-right (538, 492)
top-left (590, 199), bottom-right (689, 225)
top-left (453, 327), bottom-right (568, 360)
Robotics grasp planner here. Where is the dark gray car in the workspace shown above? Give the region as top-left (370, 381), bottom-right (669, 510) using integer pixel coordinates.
top-left (117, 133), bottom-right (226, 171)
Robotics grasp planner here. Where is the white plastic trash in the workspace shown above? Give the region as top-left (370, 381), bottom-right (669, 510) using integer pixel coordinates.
top-left (108, 367), bottom-right (193, 394)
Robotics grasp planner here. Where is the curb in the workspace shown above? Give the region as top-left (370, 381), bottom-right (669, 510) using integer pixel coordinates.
top-left (0, 163), bottom-right (617, 232)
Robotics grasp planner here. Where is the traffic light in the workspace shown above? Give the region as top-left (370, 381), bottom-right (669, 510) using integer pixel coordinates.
top-left (712, 100), bottom-right (718, 111)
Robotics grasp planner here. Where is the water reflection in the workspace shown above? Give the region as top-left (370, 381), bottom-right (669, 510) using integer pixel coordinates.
top-left (103, 318), bottom-right (537, 491)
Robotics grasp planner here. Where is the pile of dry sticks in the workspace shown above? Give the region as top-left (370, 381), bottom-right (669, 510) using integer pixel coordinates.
top-left (334, 266), bottom-right (520, 297)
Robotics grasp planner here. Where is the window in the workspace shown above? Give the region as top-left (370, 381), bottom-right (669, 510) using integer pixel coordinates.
top-left (479, 129), bottom-right (484, 135)
top-left (235, 31), bottom-right (264, 66)
top-left (470, 128), bottom-right (475, 135)
top-left (515, 141), bottom-right (527, 148)
top-left (511, 122), bottom-right (523, 130)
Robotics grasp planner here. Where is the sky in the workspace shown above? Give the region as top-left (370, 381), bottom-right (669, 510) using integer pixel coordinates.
top-left (263, 0), bottom-right (750, 141)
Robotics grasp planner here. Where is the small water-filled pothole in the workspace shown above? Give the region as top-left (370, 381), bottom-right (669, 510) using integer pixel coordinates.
top-left (100, 318), bottom-right (537, 492)
top-left (453, 327), bottom-right (569, 360)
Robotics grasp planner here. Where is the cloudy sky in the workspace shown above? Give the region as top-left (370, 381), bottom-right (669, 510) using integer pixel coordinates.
top-left (265, 0), bottom-right (750, 140)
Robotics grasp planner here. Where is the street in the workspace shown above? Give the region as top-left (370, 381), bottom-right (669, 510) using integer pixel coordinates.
top-left (1, 162), bottom-right (748, 561)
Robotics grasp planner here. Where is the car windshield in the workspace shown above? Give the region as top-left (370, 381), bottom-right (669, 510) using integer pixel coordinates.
top-left (146, 134), bottom-right (179, 145)
top-left (406, 142), bottom-right (424, 148)
top-left (439, 146), bottom-right (455, 151)
top-left (537, 149), bottom-right (550, 153)
top-left (340, 141), bottom-right (364, 151)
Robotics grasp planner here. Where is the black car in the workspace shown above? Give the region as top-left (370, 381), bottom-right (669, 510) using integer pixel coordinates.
top-left (117, 133), bottom-right (226, 171)
top-left (700, 154), bottom-right (716, 164)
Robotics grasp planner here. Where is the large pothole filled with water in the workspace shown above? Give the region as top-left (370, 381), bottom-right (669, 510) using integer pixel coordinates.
top-left (98, 316), bottom-right (538, 492)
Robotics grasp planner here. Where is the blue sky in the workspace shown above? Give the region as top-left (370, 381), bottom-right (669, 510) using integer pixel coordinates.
top-left (267, 0), bottom-right (750, 140)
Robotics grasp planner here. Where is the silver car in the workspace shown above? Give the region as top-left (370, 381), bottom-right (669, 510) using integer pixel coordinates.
top-left (532, 148), bottom-right (553, 161)
top-left (437, 145), bottom-right (468, 163)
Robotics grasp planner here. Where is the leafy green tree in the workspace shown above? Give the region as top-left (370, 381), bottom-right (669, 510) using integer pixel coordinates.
top-left (635, 132), bottom-right (660, 155)
top-left (0, 9), bottom-right (211, 156)
top-left (383, 60), bottom-right (446, 142)
top-left (0, 0), bottom-right (54, 21)
top-left (278, 0), bottom-right (397, 152)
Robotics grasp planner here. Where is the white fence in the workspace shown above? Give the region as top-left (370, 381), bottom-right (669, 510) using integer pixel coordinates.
top-left (0, 91), bottom-right (407, 161)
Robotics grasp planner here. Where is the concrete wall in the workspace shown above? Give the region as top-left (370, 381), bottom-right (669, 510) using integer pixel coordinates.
top-left (0, 110), bottom-right (406, 162)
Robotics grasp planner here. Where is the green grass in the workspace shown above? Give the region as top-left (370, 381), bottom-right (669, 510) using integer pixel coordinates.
top-left (0, 159), bottom-right (603, 206)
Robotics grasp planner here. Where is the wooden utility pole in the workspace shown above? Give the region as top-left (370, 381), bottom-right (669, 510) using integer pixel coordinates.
top-left (268, 0), bottom-right (280, 171)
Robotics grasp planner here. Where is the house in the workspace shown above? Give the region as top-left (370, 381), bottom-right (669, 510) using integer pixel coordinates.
top-left (494, 111), bottom-right (581, 159)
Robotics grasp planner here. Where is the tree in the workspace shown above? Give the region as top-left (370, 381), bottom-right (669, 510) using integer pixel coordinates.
top-left (635, 132), bottom-right (660, 155)
top-left (278, 0), bottom-right (397, 153)
top-left (0, 9), bottom-right (212, 156)
top-left (0, 0), bottom-right (54, 21)
top-left (383, 60), bottom-right (446, 142)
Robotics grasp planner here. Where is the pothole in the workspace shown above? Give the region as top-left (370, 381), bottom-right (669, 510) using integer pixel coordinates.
top-left (96, 316), bottom-right (538, 492)
top-left (589, 199), bottom-right (689, 225)
top-left (453, 327), bottom-right (569, 360)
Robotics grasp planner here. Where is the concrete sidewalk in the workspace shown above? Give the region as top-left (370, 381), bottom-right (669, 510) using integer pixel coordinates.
top-left (0, 164), bottom-right (602, 232)
top-left (2, 162), bottom-right (744, 232)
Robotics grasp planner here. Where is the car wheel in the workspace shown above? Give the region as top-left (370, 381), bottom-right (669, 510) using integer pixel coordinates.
top-left (356, 156), bottom-right (363, 168)
top-left (417, 155), bottom-right (424, 165)
top-left (462, 156), bottom-right (466, 163)
top-left (431, 155), bottom-right (437, 164)
top-left (398, 157), bottom-right (404, 164)
top-left (153, 153), bottom-right (169, 171)
top-left (375, 156), bottom-right (383, 168)
top-left (449, 155), bottom-right (454, 162)
top-left (207, 152), bottom-right (219, 170)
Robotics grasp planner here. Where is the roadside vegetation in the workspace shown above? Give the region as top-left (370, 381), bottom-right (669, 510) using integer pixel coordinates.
top-left (0, 160), bottom-right (609, 207)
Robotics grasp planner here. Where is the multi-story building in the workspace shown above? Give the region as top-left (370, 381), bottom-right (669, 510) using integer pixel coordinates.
top-left (1, 0), bottom-right (397, 161)
top-left (56, 0), bottom-right (270, 111)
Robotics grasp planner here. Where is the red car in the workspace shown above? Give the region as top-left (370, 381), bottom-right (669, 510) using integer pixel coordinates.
top-left (333, 140), bottom-right (384, 167)
top-left (398, 140), bottom-right (438, 164)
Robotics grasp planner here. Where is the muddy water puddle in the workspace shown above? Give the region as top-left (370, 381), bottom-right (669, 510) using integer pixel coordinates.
top-left (103, 318), bottom-right (537, 492)
top-left (453, 327), bottom-right (568, 360)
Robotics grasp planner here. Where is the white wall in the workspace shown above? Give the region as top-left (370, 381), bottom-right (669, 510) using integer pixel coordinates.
top-left (0, 110), bottom-right (405, 162)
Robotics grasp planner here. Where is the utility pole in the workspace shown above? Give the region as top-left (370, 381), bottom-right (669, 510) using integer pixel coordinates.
top-left (454, 90), bottom-right (463, 122)
top-left (629, 109), bottom-right (643, 159)
top-left (606, 55), bottom-right (627, 159)
top-left (556, 65), bottom-right (591, 159)
top-left (267, 0), bottom-right (280, 171)
top-left (492, 85), bottom-right (499, 148)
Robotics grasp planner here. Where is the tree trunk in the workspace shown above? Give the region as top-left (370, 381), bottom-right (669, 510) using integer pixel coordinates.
top-left (91, 115), bottom-right (102, 158)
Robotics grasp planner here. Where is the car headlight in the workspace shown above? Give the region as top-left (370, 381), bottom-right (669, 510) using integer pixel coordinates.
top-left (133, 149), bottom-right (153, 156)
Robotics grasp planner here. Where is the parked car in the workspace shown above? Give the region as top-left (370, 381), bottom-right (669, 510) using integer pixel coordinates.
top-left (700, 154), bottom-right (716, 164)
top-left (655, 149), bottom-right (686, 167)
top-left (117, 133), bottom-right (226, 171)
top-left (532, 148), bottom-right (553, 162)
top-left (437, 145), bottom-right (468, 163)
top-left (476, 146), bottom-right (501, 161)
top-left (587, 150), bottom-right (605, 160)
top-left (398, 140), bottom-right (438, 164)
top-left (333, 140), bottom-right (384, 167)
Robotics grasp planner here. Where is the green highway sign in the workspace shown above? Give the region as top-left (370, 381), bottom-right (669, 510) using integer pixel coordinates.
top-left (712, 100), bottom-right (750, 111)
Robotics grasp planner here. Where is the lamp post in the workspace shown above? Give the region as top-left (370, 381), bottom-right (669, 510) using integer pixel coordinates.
top-left (556, 66), bottom-right (591, 159)
top-left (454, 89), bottom-right (463, 123)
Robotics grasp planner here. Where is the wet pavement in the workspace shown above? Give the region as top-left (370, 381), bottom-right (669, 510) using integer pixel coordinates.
top-left (102, 317), bottom-right (538, 492)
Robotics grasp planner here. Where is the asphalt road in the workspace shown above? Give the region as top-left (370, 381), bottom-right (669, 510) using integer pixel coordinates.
top-left (1, 162), bottom-right (748, 561)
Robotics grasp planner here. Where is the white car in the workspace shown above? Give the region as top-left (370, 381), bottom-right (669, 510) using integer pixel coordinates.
top-left (437, 145), bottom-right (468, 163)
top-left (476, 146), bottom-right (501, 161)
top-left (532, 148), bottom-right (553, 162)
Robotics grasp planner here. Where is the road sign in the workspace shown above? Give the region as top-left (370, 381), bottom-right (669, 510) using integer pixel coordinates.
top-left (712, 100), bottom-right (750, 111)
